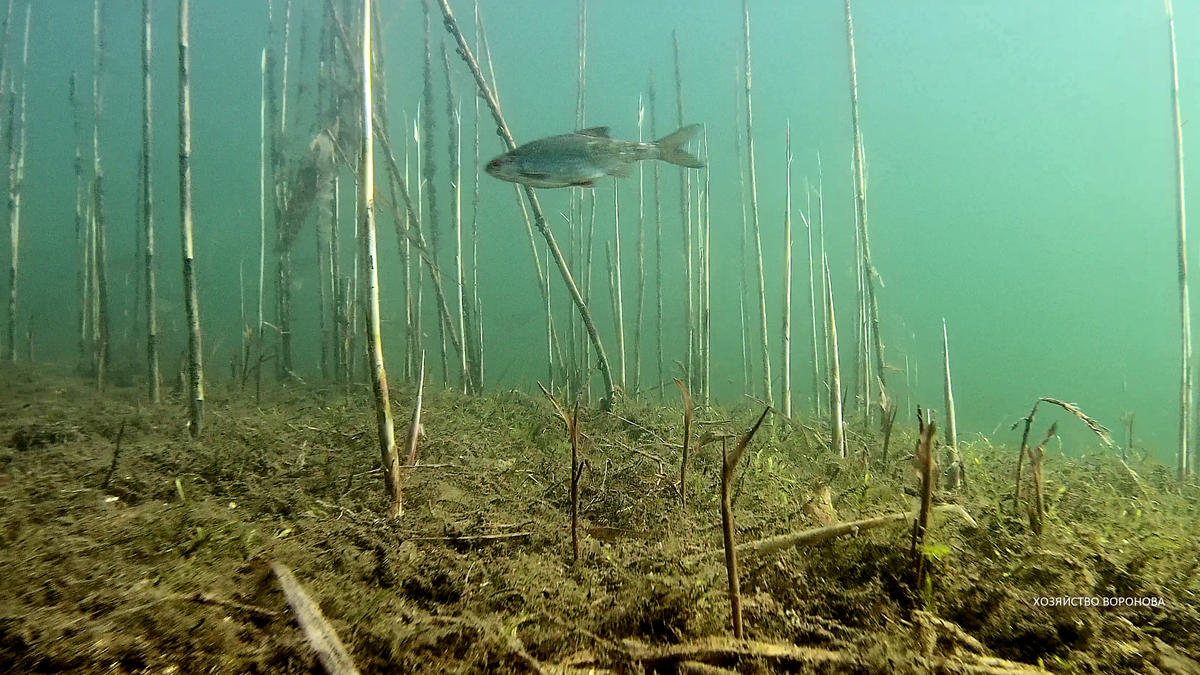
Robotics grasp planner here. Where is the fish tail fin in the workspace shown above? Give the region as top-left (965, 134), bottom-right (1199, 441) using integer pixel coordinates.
top-left (654, 124), bottom-right (705, 169)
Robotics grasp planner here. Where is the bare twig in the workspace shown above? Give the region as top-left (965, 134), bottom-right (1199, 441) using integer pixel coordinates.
top-left (721, 407), bottom-right (770, 638)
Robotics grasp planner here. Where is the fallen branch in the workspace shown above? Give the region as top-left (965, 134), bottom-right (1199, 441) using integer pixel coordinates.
top-left (623, 637), bottom-right (850, 669)
top-left (913, 610), bottom-right (987, 658)
top-left (683, 504), bottom-right (976, 566)
top-left (408, 532), bottom-right (532, 542)
top-left (273, 563), bottom-right (361, 675)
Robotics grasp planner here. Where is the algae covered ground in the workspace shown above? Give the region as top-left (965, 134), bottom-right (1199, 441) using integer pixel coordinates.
top-left (2, 362), bottom-right (1200, 674)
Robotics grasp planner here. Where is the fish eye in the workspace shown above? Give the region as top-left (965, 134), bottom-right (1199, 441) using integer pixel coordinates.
top-left (487, 159), bottom-right (503, 171)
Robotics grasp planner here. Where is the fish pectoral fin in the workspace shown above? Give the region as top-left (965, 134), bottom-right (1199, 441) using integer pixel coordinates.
top-left (576, 126), bottom-right (611, 138)
top-left (521, 171), bottom-right (552, 180)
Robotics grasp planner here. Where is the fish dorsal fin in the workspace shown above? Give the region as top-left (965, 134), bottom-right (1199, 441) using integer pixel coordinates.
top-left (577, 126), bottom-right (611, 138)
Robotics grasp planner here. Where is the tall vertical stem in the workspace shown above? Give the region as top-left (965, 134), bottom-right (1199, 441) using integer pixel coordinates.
top-left (143, 0), bottom-right (160, 402)
top-left (743, 0), bottom-right (771, 405)
top-left (806, 183), bottom-right (820, 417)
top-left (5, 7), bottom-right (26, 364)
top-left (702, 128), bottom-right (711, 403)
top-left (613, 182), bottom-right (626, 390)
top-left (470, 0), bottom-right (483, 390)
top-left (734, 62), bottom-right (753, 398)
top-left (361, 0), bottom-right (400, 515)
top-left (845, 0), bottom-right (887, 415)
top-left (93, 0), bottom-right (111, 387)
top-left (1166, 0), bottom-right (1191, 477)
top-left (634, 95), bottom-right (645, 396)
top-left (824, 254), bottom-right (844, 458)
top-left (421, 0), bottom-right (448, 386)
top-left (673, 32), bottom-right (694, 391)
top-left (178, 0), bottom-right (204, 436)
top-left (782, 121), bottom-right (792, 418)
top-left (257, 48), bottom-right (267, 386)
top-left (437, 0), bottom-right (616, 409)
top-left (942, 319), bottom-right (958, 450)
top-left (72, 73), bottom-right (87, 365)
top-left (650, 68), bottom-right (664, 397)
top-left (442, 43), bottom-right (468, 393)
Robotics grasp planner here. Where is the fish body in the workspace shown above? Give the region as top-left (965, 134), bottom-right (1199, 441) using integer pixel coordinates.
top-left (486, 124), bottom-right (704, 189)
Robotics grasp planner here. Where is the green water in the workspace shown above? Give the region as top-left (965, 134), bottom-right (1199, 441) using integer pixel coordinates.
top-left (7, 0), bottom-right (1199, 457)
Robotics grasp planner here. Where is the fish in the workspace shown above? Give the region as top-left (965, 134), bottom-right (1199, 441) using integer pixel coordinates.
top-left (485, 124), bottom-right (705, 189)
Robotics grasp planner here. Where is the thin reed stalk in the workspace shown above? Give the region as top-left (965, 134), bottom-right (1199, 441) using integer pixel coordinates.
top-left (942, 319), bottom-right (961, 487)
top-left (576, 0), bottom-right (588, 398)
top-left (442, 43), bottom-right (468, 394)
top-left (178, 0), bottom-right (204, 437)
top-left (421, 0), bottom-right (449, 386)
top-left (823, 254), bottom-right (844, 457)
top-left (93, 0), bottom-right (111, 386)
top-left (322, 1), bottom-right (473, 392)
top-left (257, 47), bottom-right (267, 397)
top-left (702, 128), bottom-right (711, 403)
top-left (359, 0), bottom-right (401, 517)
top-left (470, 0), bottom-right (483, 390)
top-left (633, 95), bottom-right (645, 396)
top-left (5, 6), bottom-right (26, 364)
top-left (816, 155), bottom-right (829, 416)
top-left (853, 188), bottom-right (868, 417)
top-left (280, 0), bottom-right (290, 135)
top-left (72, 72), bottom-right (87, 364)
top-left (650, 67), bottom-right (664, 397)
top-left (734, 63), bottom-right (752, 398)
top-left (805, 183), bottom-right (819, 416)
top-left (845, 0), bottom-right (887, 414)
top-left (742, 0), bottom-right (771, 405)
top-left (613, 182), bottom-right (626, 389)
top-left (437, 0), bottom-right (617, 409)
top-left (673, 31), bottom-right (695, 390)
top-left (782, 121), bottom-right (793, 418)
top-left (143, 0), bottom-right (160, 401)
top-left (1166, 0), bottom-right (1191, 477)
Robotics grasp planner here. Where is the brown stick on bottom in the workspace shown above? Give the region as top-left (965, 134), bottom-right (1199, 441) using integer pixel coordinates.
top-left (721, 407), bottom-right (771, 639)
top-left (675, 378), bottom-right (693, 509)
top-left (910, 409), bottom-right (937, 592)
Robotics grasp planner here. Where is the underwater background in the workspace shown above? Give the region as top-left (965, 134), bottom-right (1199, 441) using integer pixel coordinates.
top-left (6, 0), bottom-right (1199, 456)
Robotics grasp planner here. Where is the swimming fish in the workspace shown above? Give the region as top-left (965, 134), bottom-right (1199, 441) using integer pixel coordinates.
top-left (485, 124), bottom-right (705, 189)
